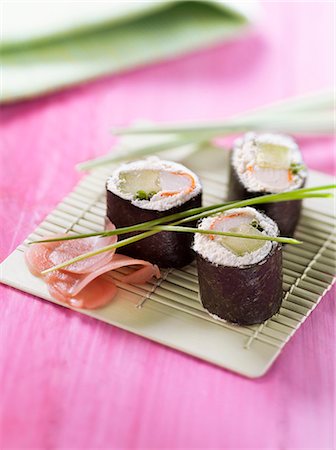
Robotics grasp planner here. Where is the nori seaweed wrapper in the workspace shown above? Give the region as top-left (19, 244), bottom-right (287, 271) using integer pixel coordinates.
top-left (227, 152), bottom-right (306, 237)
top-left (196, 243), bottom-right (283, 325)
top-left (106, 189), bottom-right (202, 268)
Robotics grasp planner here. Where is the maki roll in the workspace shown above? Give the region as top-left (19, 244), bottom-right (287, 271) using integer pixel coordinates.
top-left (106, 157), bottom-right (202, 268)
top-left (193, 207), bottom-right (282, 325)
top-left (228, 133), bottom-right (307, 236)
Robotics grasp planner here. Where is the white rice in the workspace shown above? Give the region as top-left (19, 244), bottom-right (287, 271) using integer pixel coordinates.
top-left (106, 157), bottom-right (202, 211)
top-left (193, 207), bottom-right (279, 267)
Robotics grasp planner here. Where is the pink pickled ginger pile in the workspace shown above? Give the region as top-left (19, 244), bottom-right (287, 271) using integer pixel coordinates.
top-left (25, 224), bottom-right (160, 309)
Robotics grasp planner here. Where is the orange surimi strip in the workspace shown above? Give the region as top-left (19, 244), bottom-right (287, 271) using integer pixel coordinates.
top-left (160, 171), bottom-right (196, 197)
top-left (288, 169), bottom-right (293, 182)
top-left (246, 165), bottom-right (254, 172)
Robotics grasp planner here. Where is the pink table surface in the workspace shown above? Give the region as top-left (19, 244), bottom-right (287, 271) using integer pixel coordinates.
top-left (1, 2), bottom-right (335, 449)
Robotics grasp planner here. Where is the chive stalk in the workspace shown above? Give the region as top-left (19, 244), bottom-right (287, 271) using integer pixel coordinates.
top-left (77, 90), bottom-right (334, 171)
top-left (38, 185), bottom-right (335, 273)
top-left (33, 185), bottom-right (334, 245)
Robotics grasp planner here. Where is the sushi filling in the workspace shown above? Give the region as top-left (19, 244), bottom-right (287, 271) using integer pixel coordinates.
top-left (232, 133), bottom-right (306, 193)
top-left (193, 207), bottom-right (279, 267)
top-left (107, 157), bottom-right (201, 211)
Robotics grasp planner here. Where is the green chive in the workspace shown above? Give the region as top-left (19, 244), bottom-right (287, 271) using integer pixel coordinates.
top-left (38, 184), bottom-right (334, 273)
top-left (32, 186), bottom-right (334, 245)
top-left (76, 90), bottom-right (333, 171)
top-left (140, 226), bottom-right (302, 245)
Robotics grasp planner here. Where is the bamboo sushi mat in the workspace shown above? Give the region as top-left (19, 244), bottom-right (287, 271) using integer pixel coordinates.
top-left (1, 149), bottom-right (335, 378)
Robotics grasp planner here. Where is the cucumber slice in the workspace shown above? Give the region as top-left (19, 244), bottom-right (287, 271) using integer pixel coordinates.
top-left (220, 223), bottom-right (265, 256)
top-left (256, 143), bottom-right (291, 169)
top-left (119, 170), bottom-right (161, 196)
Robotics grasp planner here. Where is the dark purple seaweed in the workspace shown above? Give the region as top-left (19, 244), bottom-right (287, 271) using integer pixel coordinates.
top-left (227, 152), bottom-right (306, 237)
top-left (106, 189), bottom-right (202, 268)
top-left (196, 243), bottom-right (283, 325)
